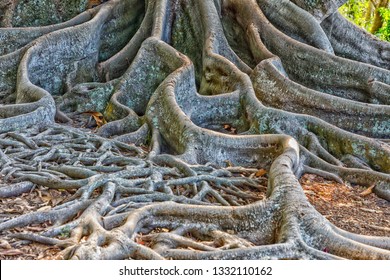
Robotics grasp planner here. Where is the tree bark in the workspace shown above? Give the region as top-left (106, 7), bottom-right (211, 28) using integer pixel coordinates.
top-left (0, 0), bottom-right (389, 260)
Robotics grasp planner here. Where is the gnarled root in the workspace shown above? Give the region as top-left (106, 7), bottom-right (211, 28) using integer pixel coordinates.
top-left (0, 0), bottom-right (389, 260)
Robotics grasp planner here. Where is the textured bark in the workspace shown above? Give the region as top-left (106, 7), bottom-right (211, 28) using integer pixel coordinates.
top-left (0, 0), bottom-right (389, 260)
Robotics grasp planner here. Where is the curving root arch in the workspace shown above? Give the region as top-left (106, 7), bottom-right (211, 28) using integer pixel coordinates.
top-left (0, 0), bottom-right (389, 259)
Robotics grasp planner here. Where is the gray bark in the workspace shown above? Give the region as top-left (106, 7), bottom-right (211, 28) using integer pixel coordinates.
top-left (0, 0), bottom-right (389, 260)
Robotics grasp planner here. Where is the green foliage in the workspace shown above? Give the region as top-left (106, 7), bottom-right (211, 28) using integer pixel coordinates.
top-left (377, 8), bottom-right (390, 40)
top-left (339, 0), bottom-right (390, 42)
top-left (339, 0), bottom-right (368, 27)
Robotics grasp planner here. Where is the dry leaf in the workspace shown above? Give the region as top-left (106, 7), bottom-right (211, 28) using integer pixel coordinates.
top-left (222, 124), bottom-right (237, 134)
top-left (88, 0), bottom-right (102, 9)
top-left (255, 169), bottom-right (267, 177)
top-left (303, 190), bottom-right (316, 196)
top-left (41, 195), bottom-right (52, 204)
top-left (360, 184), bottom-right (375, 196)
top-left (135, 236), bottom-right (145, 245)
top-left (50, 197), bottom-right (64, 207)
top-left (82, 111), bottom-right (107, 128)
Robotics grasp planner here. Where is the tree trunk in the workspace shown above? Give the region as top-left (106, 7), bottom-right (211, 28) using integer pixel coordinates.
top-left (0, 0), bottom-right (390, 260)
top-left (365, 0), bottom-right (373, 28)
top-left (371, 0), bottom-right (389, 34)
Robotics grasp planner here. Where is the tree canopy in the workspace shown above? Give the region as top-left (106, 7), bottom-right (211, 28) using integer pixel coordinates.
top-left (340, 0), bottom-right (390, 40)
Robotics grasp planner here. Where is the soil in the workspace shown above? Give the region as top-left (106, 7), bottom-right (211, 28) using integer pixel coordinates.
top-left (300, 174), bottom-right (390, 237)
top-left (0, 172), bottom-right (388, 260)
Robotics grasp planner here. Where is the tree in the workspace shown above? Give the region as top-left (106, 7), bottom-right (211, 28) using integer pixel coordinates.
top-left (339, 0), bottom-right (390, 39)
top-left (0, 0), bottom-right (390, 260)
top-left (365, 0), bottom-right (374, 28)
top-left (370, 0), bottom-right (389, 34)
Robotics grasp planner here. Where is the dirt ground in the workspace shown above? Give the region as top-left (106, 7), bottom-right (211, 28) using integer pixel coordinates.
top-left (0, 172), bottom-right (388, 260)
top-left (300, 174), bottom-right (390, 237)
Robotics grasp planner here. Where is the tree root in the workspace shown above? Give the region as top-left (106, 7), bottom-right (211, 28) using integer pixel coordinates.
top-left (0, 0), bottom-right (389, 260)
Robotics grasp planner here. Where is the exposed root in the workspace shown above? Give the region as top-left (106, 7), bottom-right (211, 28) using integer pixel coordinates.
top-left (0, 0), bottom-right (389, 260)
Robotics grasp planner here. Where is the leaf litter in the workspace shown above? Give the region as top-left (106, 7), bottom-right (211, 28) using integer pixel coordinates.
top-left (300, 174), bottom-right (390, 236)
top-left (0, 186), bottom-right (74, 260)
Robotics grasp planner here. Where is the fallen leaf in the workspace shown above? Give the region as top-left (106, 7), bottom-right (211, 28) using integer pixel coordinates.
top-left (255, 169), bottom-right (267, 177)
top-left (88, 0), bottom-right (102, 9)
top-left (135, 236), bottom-right (145, 245)
top-left (360, 184), bottom-right (375, 196)
top-left (303, 190), bottom-right (316, 196)
top-left (50, 197), bottom-right (64, 207)
top-left (222, 124), bottom-right (237, 134)
top-left (41, 195), bottom-right (52, 204)
top-left (82, 111), bottom-right (107, 127)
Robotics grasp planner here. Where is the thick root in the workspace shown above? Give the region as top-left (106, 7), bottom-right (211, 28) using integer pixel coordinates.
top-left (0, 0), bottom-right (389, 260)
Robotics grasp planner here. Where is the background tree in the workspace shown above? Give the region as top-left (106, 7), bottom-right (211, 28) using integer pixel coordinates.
top-left (370, 0), bottom-right (389, 33)
top-left (339, 0), bottom-right (390, 39)
top-left (364, 0), bottom-right (374, 28)
top-left (0, 0), bottom-right (390, 259)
